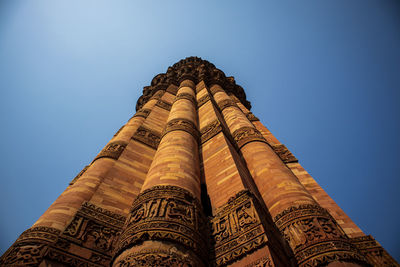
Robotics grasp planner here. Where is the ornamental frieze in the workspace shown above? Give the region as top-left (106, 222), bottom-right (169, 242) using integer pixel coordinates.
top-left (174, 92), bottom-right (196, 106)
top-left (115, 185), bottom-right (208, 262)
top-left (133, 108), bottom-right (151, 119)
top-left (271, 144), bottom-right (298, 163)
top-left (200, 119), bottom-right (222, 144)
top-left (162, 118), bottom-right (200, 141)
top-left (246, 112), bottom-right (260, 122)
top-left (197, 94), bottom-right (211, 108)
top-left (217, 99), bottom-right (238, 112)
top-left (274, 204), bottom-right (367, 266)
top-left (93, 141), bottom-right (128, 162)
top-left (210, 190), bottom-right (268, 266)
top-left (131, 126), bottom-right (161, 149)
top-left (351, 235), bottom-right (399, 266)
top-left (113, 249), bottom-right (202, 267)
top-left (62, 202), bottom-right (126, 256)
top-left (155, 99), bottom-right (172, 111)
top-left (232, 126), bottom-right (267, 148)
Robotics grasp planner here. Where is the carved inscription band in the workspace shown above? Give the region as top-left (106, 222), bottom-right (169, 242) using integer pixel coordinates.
top-left (217, 98), bottom-right (238, 112)
top-left (0, 202), bottom-right (126, 266)
top-left (115, 185), bottom-right (208, 263)
top-left (210, 190), bottom-right (268, 266)
top-left (113, 249), bottom-right (202, 267)
top-left (197, 94), bottom-right (210, 108)
top-left (174, 92), bottom-right (196, 106)
top-left (133, 108), bottom-right (151, 119)
top-left (93, 141), bottom-right (128, 162)
top-left (271, 144), bottom-right (298, 164)
top-left (162, 118), bottom-right (200, 142)
top-left (155, 99), bottom-right (172, 111)
top-left (246, 112), bottom-right (259, 122)
top-left (232, 126), bottom-right (268, 148)
top-left (351, 235), bottom-right (399, 266)
top-left (132, 126), bottom-right (161, 149)
top-left (200, 119), bottom-right (222, 144)
top-left (274, 204), bottom-right (367, 266)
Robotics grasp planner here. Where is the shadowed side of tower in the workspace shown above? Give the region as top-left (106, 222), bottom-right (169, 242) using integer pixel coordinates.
top-left (1, 57), bottom-right (398, 267)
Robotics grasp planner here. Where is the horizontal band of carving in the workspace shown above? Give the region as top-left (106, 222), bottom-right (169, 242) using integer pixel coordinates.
top-left (0, 225), bottom-right (112, 266)
top-left (162, 118), bottom-right (200, 141)
top-left (351, 235), bottom-right (399, 266)
top-left (200, 120), bottom-right (222, 144)
top-left (114, 249), bottom-right (203, 267)
top-left (62, 202), bottom-right (126, 256)
top-left (217, 98), bottom-right (238, 111)
top-left (132, 126), bottom-right (161, 149)
top-left (211, 190), bottom-right (267, 266)
top-left (133, 108), bottom-right (151, 119)
top-left (274, 204), bottom-right (367, 266)
top-left (93, 141), bottom-right (128, 162)
top-left (116, 185), bottom-right (208, 262)
top-left (69, 165), bottom-right (90, 185)
top-left (174, 92), bottom-right (196, 106)
top-left (197, 94), bottom-right (210, 108)
top-left (232, 126), bottom-right (267, 148)
top-left (246, 112), bottom-right (259, 122)
top-left (166, 85), bottom-right (178, 95)
top-left (150, 90), bottom-right (164, 100)
top-left (245, 256), bottom-right (273, 267)
top-left (271, 144), bottom-right (298, 163)
top-left (155, 99), bottom-right (172, 111)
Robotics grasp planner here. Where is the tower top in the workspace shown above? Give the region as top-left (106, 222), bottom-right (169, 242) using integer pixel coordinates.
top-left (136, 56), bottom-right (251, 110)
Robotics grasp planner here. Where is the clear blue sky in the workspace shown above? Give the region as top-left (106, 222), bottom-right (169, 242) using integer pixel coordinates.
top-left (1, 0), bottom-right (399, 260)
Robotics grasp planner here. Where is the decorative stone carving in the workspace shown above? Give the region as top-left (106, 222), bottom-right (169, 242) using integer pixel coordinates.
top-left (351, 235), bottom-right (399, 266)
top-left (155, 99), bottom-right (172, 111)
top-left (114, 249), bottom-right (201, 267)
top-left (132, 126), bottom-right (161, 149)
top-left (210, 190), bottom-right (268, 266)
top-left (162, 118), bottom-right (200, 142)
top-left (271, 144), bottom-right (298, 163)
top-left (232, 126), bottom-right (267, 148)
top-left (93, 141), bottom-right (128, 162)
top-left (274, 204), bottom-right (367, 266)
top-left (246, 112), bottom-right (260, 122)
top-left (217, 99), bottom-right (238, 112)
top-left (136, 57), bottom-right (251, 111)
top-left (245, 256), bottom-right (273, 267)
top-left (63, 202), bottom-right (126, 256)
top-left (200, 120), bottom-right (222, 144)
top-left (116, 185), bottom-right (208, 262)
top-left (175, 92), bottom-right (196, 106)
top-left (70, 165), bottom-right (90, 186)
top-left (133, 108), bottom-right (151, 119)
top-left (197, 94), bottom-right (210, 108)
top-left (0, 243), bottom-right (48, 266)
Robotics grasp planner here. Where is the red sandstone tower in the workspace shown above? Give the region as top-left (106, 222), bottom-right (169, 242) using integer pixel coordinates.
top-left (1, 57), bottom-right (397, 267)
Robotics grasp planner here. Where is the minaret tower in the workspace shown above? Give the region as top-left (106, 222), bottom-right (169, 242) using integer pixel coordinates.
top-left (1, 57), bottom-right (397, 266)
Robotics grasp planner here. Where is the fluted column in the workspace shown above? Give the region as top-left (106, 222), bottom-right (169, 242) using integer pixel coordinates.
top-left (113, 80), bottom-right (208, 267)
top-left (210, 84), bottom-right (367, 267)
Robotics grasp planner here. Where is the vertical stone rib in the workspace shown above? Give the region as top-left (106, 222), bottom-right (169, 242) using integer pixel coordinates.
top-left (113, 80), bottom-right (207, 267)
top-left (210, 84), bottom-right (367, 267)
